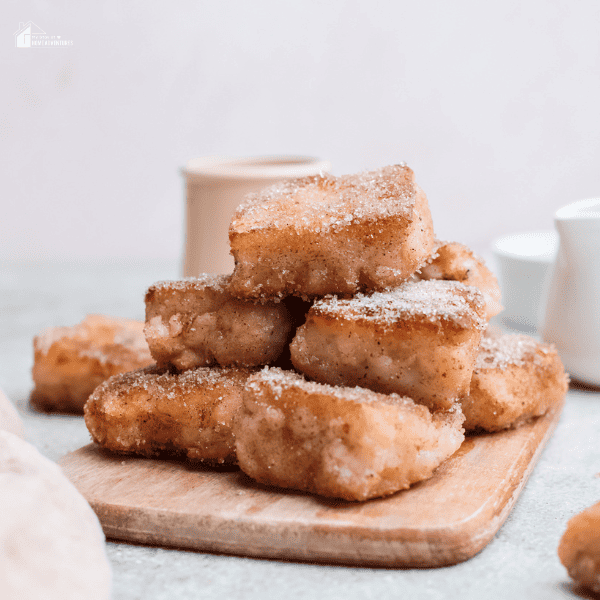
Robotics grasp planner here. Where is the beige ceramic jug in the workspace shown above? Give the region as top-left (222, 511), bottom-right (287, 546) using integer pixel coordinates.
top-left (542, 198), bottom-right (600, 386)
top-left (182, 155), bottom-right (331, 276)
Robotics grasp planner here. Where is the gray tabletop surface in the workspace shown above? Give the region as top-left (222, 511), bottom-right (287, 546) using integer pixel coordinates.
top-left (1, 260), bottom-right (599, 600)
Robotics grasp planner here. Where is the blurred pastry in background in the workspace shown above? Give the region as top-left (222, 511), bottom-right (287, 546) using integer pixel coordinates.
top-left (559, 500), bottom-right (600, 594)
top-left (30, 314), bottom-right (153, 413)
top-left (417, 240), bottom-right (503, 320)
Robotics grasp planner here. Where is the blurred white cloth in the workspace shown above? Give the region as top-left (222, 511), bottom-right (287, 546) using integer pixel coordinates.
top-left (0, 386), bottom-right (23, 438)
top-left (0, 430), bottom-right (112, 600)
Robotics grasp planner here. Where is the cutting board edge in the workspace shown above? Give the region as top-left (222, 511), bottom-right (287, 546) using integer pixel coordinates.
top-left (92, 500), bottom-right (498, 568)
top-left (60, 398), bottom-right (564, 568)
top-left (84, 447), bottom-right (535, 570)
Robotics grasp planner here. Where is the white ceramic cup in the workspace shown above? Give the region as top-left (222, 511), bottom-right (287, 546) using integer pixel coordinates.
top-left (182, 155), bottom-right (332, 276)
top-left (493, 231), bottom-right (558, 333)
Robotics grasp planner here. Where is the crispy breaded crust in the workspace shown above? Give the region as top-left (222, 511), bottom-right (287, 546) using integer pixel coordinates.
top-left (290, 280), bottom-right (486, 411)
top-left (229, 165), bottom-right (435, 300)
top-left (559, 501), bottom-right (600, 593)
top-left (234, 368), bottom-right (465, 501)
top-left (461, 333), bottom-right (568, 432)
top-left (418, 241), bottom-right (503, 319)
top-left (144, 275), bottom-right (292, 371)
top-left (85, 365), bottom-right (253, 463)
top-left (30, 315), bottom-right (153, 413)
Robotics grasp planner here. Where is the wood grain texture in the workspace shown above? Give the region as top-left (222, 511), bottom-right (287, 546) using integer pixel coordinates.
top-left (59, 398), bottom-right (563, 568)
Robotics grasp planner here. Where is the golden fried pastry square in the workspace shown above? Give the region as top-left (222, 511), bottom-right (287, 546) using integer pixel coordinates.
top-left (290, 280), bottom-right (486, 412)
top-left (30, 315), bottom-right (153, 413)
top-left (461, 332), bottom-right (568, 432)
top-left (228, 164), bottom-right (435, 300)
top-left (144, 275), bottom-right (293, 371)
top-left (234, 367), bottom-right (465, 501)
top-left (85, 365), bottom-right (253, 464)
top-left (559, 501), bottom-right (600, 594)
top-left (418, 241), bottom-right (503, 319)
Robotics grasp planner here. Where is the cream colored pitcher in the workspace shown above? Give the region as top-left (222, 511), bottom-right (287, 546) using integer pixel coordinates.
top-left (182, 155), bottom-right (331, 276)
top-left (542, 199), bottom-right (600, 386)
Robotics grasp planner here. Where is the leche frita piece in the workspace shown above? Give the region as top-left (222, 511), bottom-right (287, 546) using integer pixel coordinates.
top-left (144, 275), bottom-right (293, 371)
top-left (30, 315), bottom-right (153, 414)
top-left (234, 368), bottom-right (465, 501)
top-left (417, 241), bottom-right (503, 320)
top-left (559, 501), bottom-right (600, 594)
top-left (290, 280), bottom-right (486, 412)
top-left (85, 365), bottom-right (254, 464)
top-left (228, 164), bottom-right (435, 300)
top-left (461, 333), bottom-right (568, 432)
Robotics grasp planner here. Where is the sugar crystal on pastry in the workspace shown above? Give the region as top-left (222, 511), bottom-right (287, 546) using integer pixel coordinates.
top-left (234, 367), bottom-right (465, 501)
top-left (228, 165), bottom-right (435, 300)
top-left (290, 280), bottom-right (486, 412)
top-left (144, 275), bottom-right (293, 370)
top-left (417, 241), bottom-right (503, 319)
top-left (85, 365), bottom-right (253, 463)
top-left (461, 332), bottom-right (568, 432)
top-left (31, 314), bottom-right (153, 414)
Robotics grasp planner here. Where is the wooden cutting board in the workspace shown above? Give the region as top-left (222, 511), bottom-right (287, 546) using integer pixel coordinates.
top-left (59, 399), bottom-right (563, 568)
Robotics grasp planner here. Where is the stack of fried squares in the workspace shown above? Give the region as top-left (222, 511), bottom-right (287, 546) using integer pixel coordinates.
top-left (84, 164), bottom-right (568, 501)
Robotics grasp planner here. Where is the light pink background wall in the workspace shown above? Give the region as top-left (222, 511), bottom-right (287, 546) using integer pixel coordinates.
top-left (2, 1), bottom-right (599, 262)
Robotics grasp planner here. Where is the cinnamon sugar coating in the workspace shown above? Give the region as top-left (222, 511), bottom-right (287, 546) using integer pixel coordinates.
top-left (85, 365), bottom-right (254, 463)
top-left (234, 368), bottom-right (465, 501)
top-left (228, 165), bottom-right (435, 300)
top-left (30, 315), bottom-right (153, 413)
top-left (144, 275), bottom-right (293, 370)
top-left (559, 501), bottom-right (600, 594)
top-left (461, 332), bottom-right (568, 432)
top-left (417, 241), bottom-right (503, 319)
top-left (290, 280), bottom-right (486, 411)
